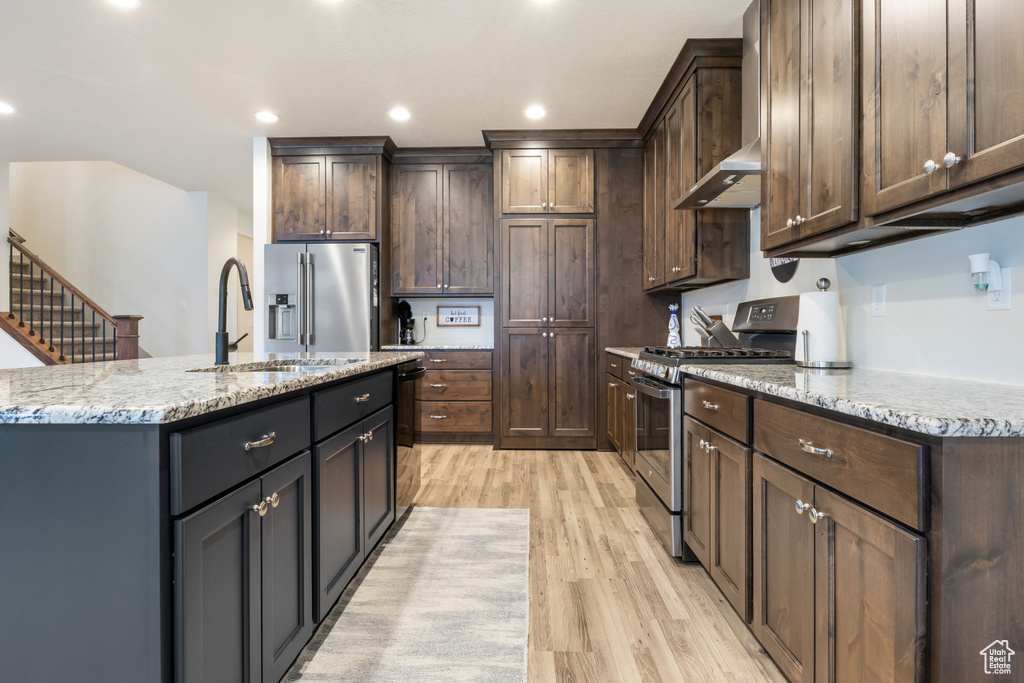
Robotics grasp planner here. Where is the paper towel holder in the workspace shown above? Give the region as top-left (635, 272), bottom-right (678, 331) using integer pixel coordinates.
top-left (795, 279), bottom-right (853, 369)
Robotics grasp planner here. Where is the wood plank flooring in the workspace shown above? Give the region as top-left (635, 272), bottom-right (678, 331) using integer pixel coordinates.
top-left (411, 445), bottom-right (786, 683)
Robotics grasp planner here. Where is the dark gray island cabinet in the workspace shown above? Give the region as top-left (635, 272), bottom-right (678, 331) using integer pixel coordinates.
top-left (0, 364), bottom-right (402, 683)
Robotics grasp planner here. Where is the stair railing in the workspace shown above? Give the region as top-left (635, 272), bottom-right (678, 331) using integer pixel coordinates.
top-left (7, 229), bottom-right (142, 363)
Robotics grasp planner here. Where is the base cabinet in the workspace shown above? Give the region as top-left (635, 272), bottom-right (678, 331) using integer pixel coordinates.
top-left (605, 374), bottom-right (637, 471)
top-left (753, 453), bottom-right (926, 683)
top-left (175, 452), bottom-right (314, 683)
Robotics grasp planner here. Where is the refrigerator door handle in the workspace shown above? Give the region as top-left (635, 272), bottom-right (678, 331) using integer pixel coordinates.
top-left (306, 252), bottom-right (315, 346)
top-left (296, 252), bottom-right (306, 346)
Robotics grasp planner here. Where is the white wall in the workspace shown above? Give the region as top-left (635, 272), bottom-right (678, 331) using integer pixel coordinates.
top-left (0, 328), bottom-right (45, 369)
top-left (207, 192), bottom-right (245, 348)
top-left (681, 208), bottom-right (1024, 384)
top-left (0, 161), bottom-right (9, 312)
top-left (253, 138), bottom-right (271, 355)
top-left (393, 298), bottom-right (495, 346)
top-left (10, 162), bottom-right (211, 358)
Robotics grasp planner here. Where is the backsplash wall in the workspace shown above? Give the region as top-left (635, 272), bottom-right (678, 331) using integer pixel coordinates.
top-left (680, 208), bottom-right (1024, 385)
top-left (390, 298), bottom-right (495, 347)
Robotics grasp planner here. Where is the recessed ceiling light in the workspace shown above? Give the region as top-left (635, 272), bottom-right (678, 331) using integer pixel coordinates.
top-left (0, 102), bottom-right (15, 115)
top-left (525, 105), bottom-right (547, 120)
top-left (389, 107), bottom-right (411, 122)
top-left (254, 111), bottom-right (280, 123)
top-left (106, 0), bottom-right (142, 8)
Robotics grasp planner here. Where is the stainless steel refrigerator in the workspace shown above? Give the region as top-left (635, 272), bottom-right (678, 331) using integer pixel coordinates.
top-left (264, 243), bottom-right (379, 353)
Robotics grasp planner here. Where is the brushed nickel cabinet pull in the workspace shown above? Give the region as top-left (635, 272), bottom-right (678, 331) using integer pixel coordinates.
top-left (265, 493), bottom-right (280, 508)
top-left (355, 393), bottom-right (371, 403)
top-left (429, 383), bottom-right (447, 388)
top-left (245, 432), bottom-right (276, 451)
top-left (701, 400), bottom-right (719, 412)
top-left (799, 438), bottom-right (833, 458)
top-left (429, 415), bottom-right (447, 419)
top-left (252, 500), bottom-right (268, 517)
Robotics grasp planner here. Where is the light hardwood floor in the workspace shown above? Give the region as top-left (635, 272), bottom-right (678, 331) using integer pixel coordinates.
top-left (411, 445), bottom-right (786, 683)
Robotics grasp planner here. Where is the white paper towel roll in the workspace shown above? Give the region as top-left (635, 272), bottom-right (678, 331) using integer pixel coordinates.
top-left (796, 290), bottom-right (841, 364)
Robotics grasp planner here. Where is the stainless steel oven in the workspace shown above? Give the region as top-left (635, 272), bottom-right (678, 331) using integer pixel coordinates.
top-left (631, 374), bottom-right (689, 558)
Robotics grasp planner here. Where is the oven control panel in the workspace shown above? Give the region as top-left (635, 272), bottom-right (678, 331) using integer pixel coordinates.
top-left (631, 358), bottom-right (680, 384)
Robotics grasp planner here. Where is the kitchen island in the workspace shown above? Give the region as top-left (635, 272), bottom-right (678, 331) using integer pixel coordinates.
top-left (0, 351), bottom-right (421, 683)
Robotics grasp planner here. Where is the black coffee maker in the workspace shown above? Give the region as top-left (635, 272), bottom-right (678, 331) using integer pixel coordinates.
top-left (395, 300), bottom-right (416, 345)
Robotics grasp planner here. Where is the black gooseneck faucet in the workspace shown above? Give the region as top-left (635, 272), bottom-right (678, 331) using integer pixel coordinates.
top-left (216, 257), bottom-right (254, 365)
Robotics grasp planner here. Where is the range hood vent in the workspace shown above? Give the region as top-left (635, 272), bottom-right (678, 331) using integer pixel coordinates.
top-left (677, 0), bottom-right (761, 210)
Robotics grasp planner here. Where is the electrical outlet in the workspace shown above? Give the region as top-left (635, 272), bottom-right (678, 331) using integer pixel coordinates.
top-left (988, 267), bottom-right (1012, 311)
top-left (871, 285), bottom-right (886, 317)
top-left (179, 299), bottom-right (188, 311)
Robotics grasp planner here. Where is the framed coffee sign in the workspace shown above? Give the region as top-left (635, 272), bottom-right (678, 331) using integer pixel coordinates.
top-left (436, 305), bottom-right (481, 327)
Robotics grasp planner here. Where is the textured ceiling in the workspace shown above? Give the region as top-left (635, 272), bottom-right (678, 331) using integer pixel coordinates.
top-left (0, 0), bottom-right (748, 206)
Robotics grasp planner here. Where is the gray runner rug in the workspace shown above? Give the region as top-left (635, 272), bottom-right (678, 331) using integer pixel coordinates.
top-left (285, 506), bottom-right (530, 683)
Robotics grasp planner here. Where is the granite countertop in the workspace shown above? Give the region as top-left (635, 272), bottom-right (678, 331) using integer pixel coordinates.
top-left (380, 344), bottom-right (493, 351)
top-left (682, 364), bottom-right (1024, 438)
top-left (0, 351), bottom-right (422, 425)
top-left (605, 347), bottom-right (645, 360)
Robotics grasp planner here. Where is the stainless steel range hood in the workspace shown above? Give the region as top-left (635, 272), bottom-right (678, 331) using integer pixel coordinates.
top-left (676, 0), bottom-right (761, 210)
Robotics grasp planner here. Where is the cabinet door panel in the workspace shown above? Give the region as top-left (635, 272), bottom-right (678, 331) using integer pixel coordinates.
top-left (261, 452), bottom-right (313, 683)
top-left (548, 149), bottom-right (595, 213)
top-left (862, 0), bottom-right (948, 215)
top-left (643, 121), bottom-right (666, 289)
top-left (761, 0), bottom-right (803, 250)
top-left (814, 487), bottom-right (926, 683)
top-left (444, 164), bottom-right (493, 294)
top-left (314, 424), bottom-right (363, 622)
top-left (274, 156), bottom-right (326, 241)
top-left (501, 219), bottom-right (549, 326)
top-left (363, 406), bottom-right (395, 550)
top-left (753, 453), bottom-right (815, 683)
top-left (606, 375), bottom-right (621, 452)
top-left (175, 481), bottom-right (262, 683)
top-left (665, 91), bottom-right (693, 281)
top-left (622, 382), bottom-right (637, 471)
top-left (710, 434), bottom-right (751, 623)
top-left (549, 329), bottom-right (596, 439)
top-left (502, 150), bottom-right (548, 213)
top-left (391, 164), bottom-right (442, 295)
top-left (683, 417), bottom-right (711, 568)
top-left (948, 0), bottom-right (1024, 187)
top-left (501, 328), bottom-right (549, 438)
top-left (549, 219), bottom-right (595, 327)
top-left (327, 155), bottom-right (378, 240)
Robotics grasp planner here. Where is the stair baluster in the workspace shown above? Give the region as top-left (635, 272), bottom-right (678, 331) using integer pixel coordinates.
top-left (59, 286), bottom-right (66, 362)
top-left (48, 279), bottom-right (55, 353)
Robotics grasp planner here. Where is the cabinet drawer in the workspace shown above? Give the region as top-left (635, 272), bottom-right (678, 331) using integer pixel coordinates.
top-left (684, 379), bottom-right (750, 443)
top-left (753, 400), bottom-right (926, 530)
top-left (606, 353), bottom-right (626, 380)
top-left (416, 400), bottom-right (492, 432)
top-left (314, 371), bottom-right (393, 441)
top-left (170, 396), bottom-right (311, 515)
top-left (416, 370), bottom-right (492, 401)
top-left (422, 350), bottom-right (491, 370)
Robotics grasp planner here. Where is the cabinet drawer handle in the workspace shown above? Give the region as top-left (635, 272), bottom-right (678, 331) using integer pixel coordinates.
top-left (429, 415), bottom-right (447, 419)
top-left (265, 492), bottom-right (280, 508)
top-left (366, 430), bottom-right (374, 441)
top-left (429, 383), bottom-right (447, 388)
top-left (610, 363), bottom-right (618, 368)
top-left (808, 508), bottom-right (829, 524)
top-left (252, 500), bottom-right (269, 517)
top-left (358, 431), bottom-right (374, 442)
top-left (429, 359), bottom-right (448, 363)
top-left (609, 382), bottom-right (616, 388)
top-left (701, 401), bottom-right (719, 412)
top-left (798, 438), bottom-right (833, 458)
top-left (786, 218), bottom-right (794, 228)
top-left (942, 151), bottom-right (962, 168)
top-left (648, 276), bottom-right (656, 282)
top-left (795, 499), bottom-right (811, 515)
top-left (923, 159), bottom-right (940, 175)
top-left (626, 393), bottom-right (635, 400)
top-left (245, 432), bottom-right (276, 451)
top-left (355, 393), bottom-right (371, 403)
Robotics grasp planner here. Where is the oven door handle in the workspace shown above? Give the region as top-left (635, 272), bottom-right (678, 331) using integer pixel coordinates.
top-left (631, 376), bottom-right (675, 399)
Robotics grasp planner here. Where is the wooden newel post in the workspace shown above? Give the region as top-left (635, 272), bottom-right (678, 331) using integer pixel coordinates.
top-left (113, 315), bottom-right (144, 360)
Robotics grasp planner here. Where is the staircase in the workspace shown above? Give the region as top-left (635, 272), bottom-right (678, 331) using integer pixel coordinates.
top-left (3, 229), bottom-right (142, 365)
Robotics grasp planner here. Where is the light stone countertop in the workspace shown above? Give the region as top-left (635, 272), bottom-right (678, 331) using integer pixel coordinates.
top-left (380, 344), bottom-right (493, 351)
top-left (0, 351), bottom-right (422, 425)
top-left (605, 347), bottom-right (645, 360)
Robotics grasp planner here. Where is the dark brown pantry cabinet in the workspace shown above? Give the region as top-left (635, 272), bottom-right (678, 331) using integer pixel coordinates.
top-left (390, 162), bottom-right (493, 296)
top-left (500, 149), bottom-right (595, 214)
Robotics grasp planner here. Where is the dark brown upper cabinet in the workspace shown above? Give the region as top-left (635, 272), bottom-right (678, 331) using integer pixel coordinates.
top-left (501, 149), bottom-right (594, 214)
top-left (761, 0), bottom-right (859, 251)
top-left (271, 138), bottom-right (393, 243)
top-left (390, 163), bottom-right (493, 296)
top-left (643, 120), bottom-right (666, 289)
top-left (500, 218), bottom-right (594, 328)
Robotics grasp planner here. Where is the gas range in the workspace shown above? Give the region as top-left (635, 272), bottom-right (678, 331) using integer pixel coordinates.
top-left (632, 346), bottom-right (794, 384)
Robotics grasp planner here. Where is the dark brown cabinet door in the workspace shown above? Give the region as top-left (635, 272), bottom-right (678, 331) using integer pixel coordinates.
top-left (643, 121), bottom-right (667, 290)
top-left (710, 432), bottom-right (751, 623)
top-left (444, 164), bottom-right (493, 294)
top-left (753, 453), bottom-right (815, 683)
top-left (548, 328), bottom-right (596, 439)
top-left (500, 328), bottom-right (550, 438)
top-left (362, 407), bottom-right (395, 551)
top-left (606, 375), bottom-right (621, 452)
top-left (947, 0), bottom-right (1024, 188)
top-left (500, 219), bottom-right (549, 327)
top-left (664, 90), bottom-right (691, 281)
top-left (273, 156), bottom-right (327, 241)
top-left (502, 150), bottom-right (548, 213)
top-left (548, 219), bottom-right (595, 327)
top-left (391, 165), bottom-right (443, 295)
top-left (327, 155), bottom-right (379, 240)
top-left (813, 487), bottom-right (926, 683)
top-left (862, 0), bottom-right (949, 215)
top-left (548, 149), bottom-right (595, 213)
top-left (683, 417), bottom-right (711, 568)
top-left (621, 381), bottom-right (637, 471)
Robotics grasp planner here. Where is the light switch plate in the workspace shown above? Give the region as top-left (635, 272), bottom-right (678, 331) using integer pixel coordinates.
top-left (179, 299), bottom-right (188, 310)
top-left (988, 267), bottom-right (1012, 311)
top-left (871, 285), bottom-right (886, 317)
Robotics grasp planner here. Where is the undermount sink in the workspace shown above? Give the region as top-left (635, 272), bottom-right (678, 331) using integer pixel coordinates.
top-left (188, 360), bottom-right (357, 373)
